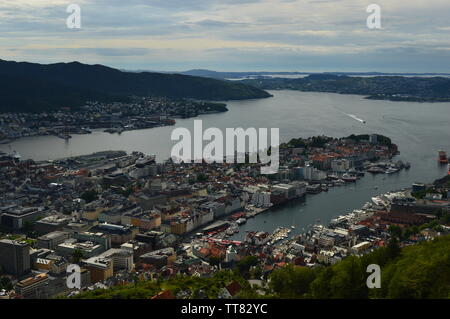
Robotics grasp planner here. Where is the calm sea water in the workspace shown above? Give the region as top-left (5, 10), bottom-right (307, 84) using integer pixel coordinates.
top-left (2, 90), bottom-right (450, 239)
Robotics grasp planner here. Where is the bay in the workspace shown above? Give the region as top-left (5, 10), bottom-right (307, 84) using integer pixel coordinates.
top-left (2, 90), bottom-right (450, 239)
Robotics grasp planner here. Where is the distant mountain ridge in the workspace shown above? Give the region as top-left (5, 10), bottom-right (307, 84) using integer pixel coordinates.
top-left (0, 60), bottom-right (271, 113)
top-left (240, 74), bottom-right (450, 102)
top-left (179, 69), bottom-right (450, 79)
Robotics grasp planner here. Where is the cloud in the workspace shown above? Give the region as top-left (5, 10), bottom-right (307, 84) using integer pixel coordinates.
top-left (0, 0), bottom-right (449, 72)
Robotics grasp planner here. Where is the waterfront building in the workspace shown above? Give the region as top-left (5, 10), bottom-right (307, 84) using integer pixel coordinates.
top-left (251, 191), bottom-right (271, 207)
top-left (291, 167), bottom-right (304, 180)
top-left (331, 159), bottom-right (351, 172)
top-left (245, 232), bottom-right (270, 246)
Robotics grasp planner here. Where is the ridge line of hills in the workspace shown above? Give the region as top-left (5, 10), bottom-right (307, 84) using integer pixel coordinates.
top-left (0, 59), bottom-right (271, 113)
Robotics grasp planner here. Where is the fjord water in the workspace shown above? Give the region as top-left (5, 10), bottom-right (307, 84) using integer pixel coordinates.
top-left (3, 90), bottom-right (450, 238)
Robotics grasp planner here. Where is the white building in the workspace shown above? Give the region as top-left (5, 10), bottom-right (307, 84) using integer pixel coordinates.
top-left (251, 192), bottom-right (271, 207)
top-left (331, 159), bottom-right (350, 172)
top-left (225, 246), bottom-right (238, 263)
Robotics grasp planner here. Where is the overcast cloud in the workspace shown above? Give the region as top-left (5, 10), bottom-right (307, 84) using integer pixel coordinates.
top-left (0, 0), bottom-right (449, 72)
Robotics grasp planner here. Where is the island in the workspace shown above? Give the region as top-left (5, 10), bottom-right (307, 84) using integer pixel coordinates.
top-left (240, 74), bottom-right (450, 102)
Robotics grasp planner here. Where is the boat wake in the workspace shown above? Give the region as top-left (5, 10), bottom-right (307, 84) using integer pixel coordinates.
top-left (344, 112), bottom-right (366, 124)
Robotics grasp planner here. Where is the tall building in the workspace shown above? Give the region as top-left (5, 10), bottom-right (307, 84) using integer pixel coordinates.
top-left (0, 239), bottom-right (30, 276)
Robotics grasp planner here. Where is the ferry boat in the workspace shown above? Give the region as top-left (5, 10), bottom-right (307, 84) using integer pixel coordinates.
top-left (372, 196), bottom-right (388, 207)
top-left (438, 150), bottom-right (449, 164)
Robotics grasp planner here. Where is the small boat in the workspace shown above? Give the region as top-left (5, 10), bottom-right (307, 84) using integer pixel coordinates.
top-left (291, 225), bottom-right (296, 229)
top-left (385, 167), bottom-right (399, 174)
top-left (58, 133), bottom-right (72, 140)
top-left (342, 173), bottom-right (357, 182)
top-left (367, 166), bottom-right (384, 174)
top-left (0, 139), bottom-right (13, 144)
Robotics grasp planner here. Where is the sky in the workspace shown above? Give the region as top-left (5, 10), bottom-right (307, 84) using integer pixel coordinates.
top-left (1, 0), bottom-right (450, 72)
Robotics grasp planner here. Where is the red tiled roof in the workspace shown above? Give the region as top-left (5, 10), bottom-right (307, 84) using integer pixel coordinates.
top-left (226, 281), bottom-right (242, 296)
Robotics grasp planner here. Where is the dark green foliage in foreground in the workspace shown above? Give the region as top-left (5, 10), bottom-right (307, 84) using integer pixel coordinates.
top-left (0, 59), bottom-right (271, 113)
top-left (67, 236), bottom-right (450, 299)
top-left (269, 235), bottom-right (450, 299)
top-left (68, 270), bottom-right (251, 299)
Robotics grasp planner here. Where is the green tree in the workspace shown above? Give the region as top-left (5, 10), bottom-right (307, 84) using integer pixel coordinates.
top-left (310, 267), bottom-right (334, 298)
top-left (81, 189), bottom-right (98, 203)
top-left (235, 256), bottom-right (259, 278)
top-left (72, 249), bottom-right (84, 264)
top-left (388, 225), bottom-right (403, 239)
top-left (269, 265), bottom-right (316, 298)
